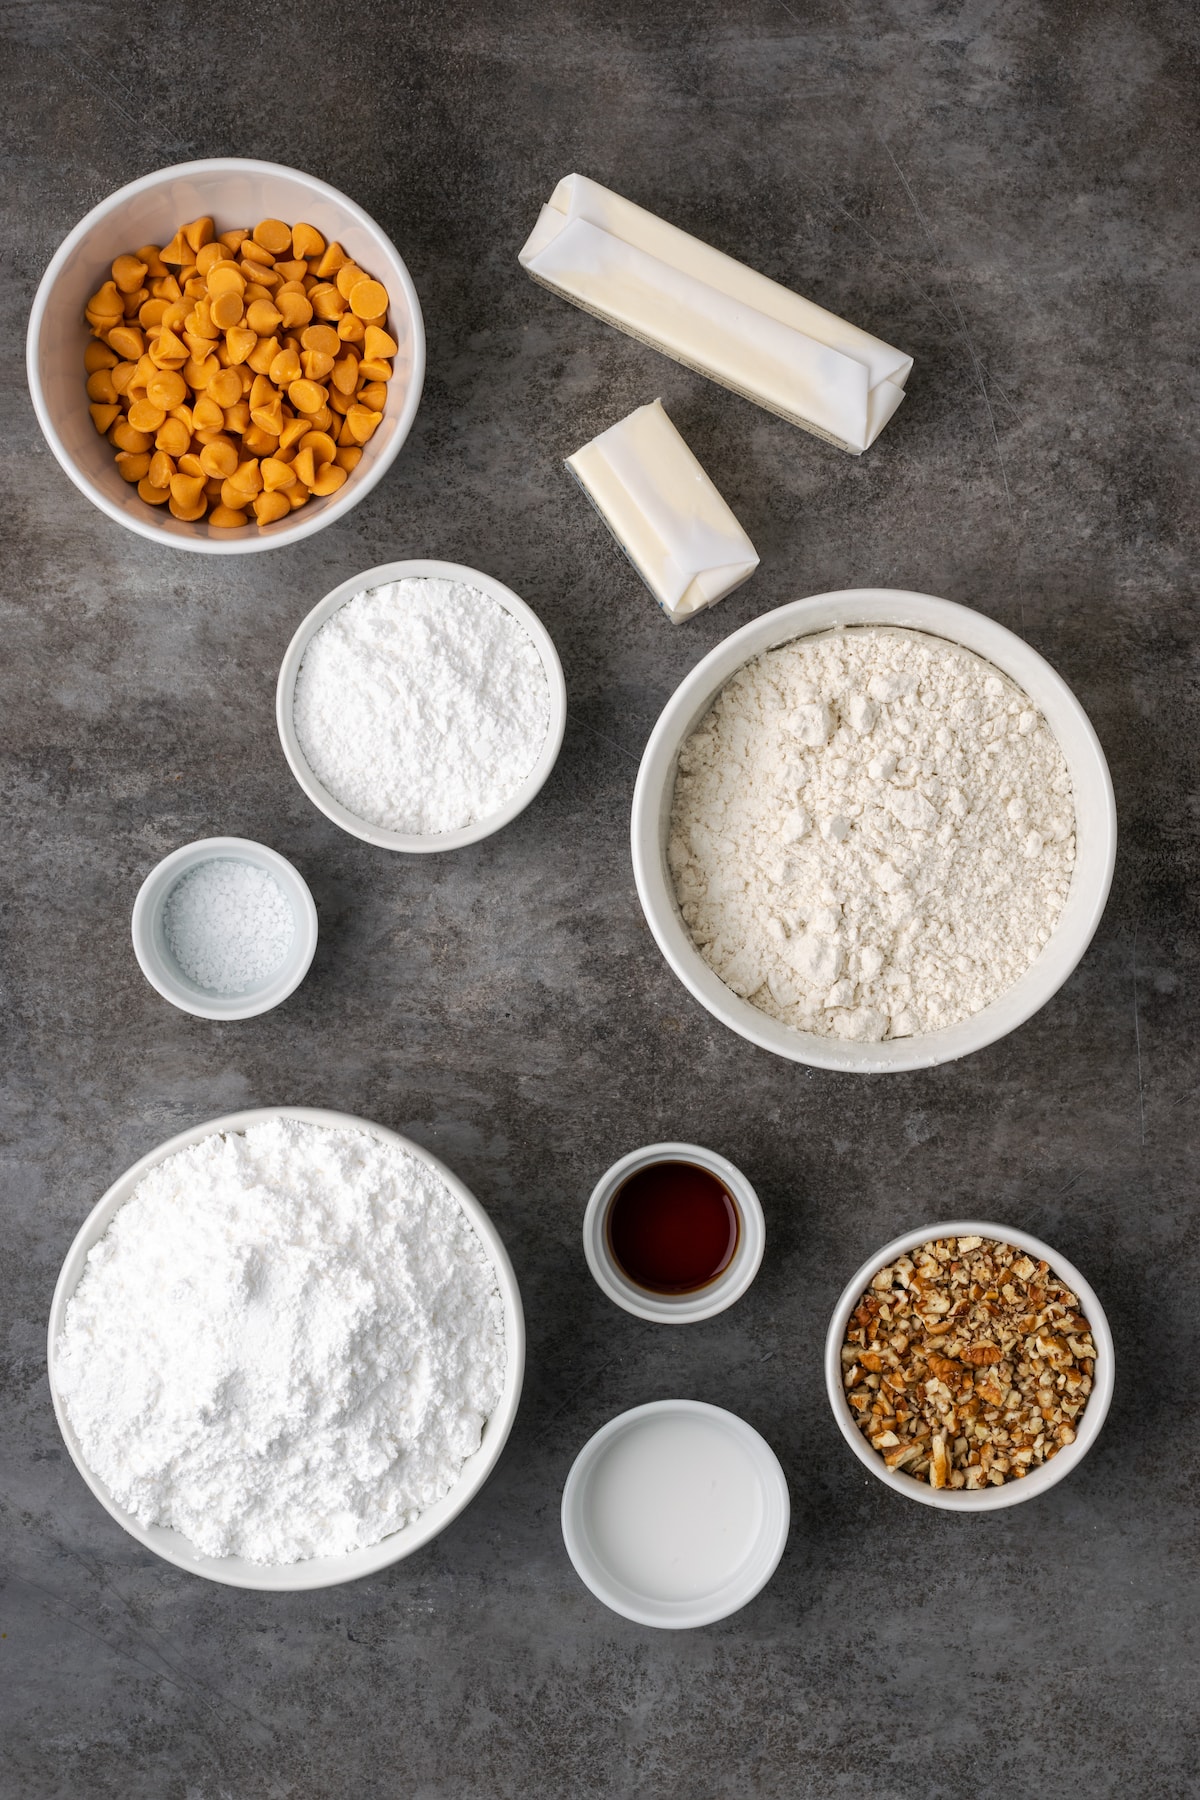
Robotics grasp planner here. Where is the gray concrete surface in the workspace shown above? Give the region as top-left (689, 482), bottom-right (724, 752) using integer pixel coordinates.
top-left (3, 1), bottom-right (1198, 1795)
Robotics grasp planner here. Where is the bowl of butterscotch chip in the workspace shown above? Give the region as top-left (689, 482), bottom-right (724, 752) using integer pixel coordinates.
top-left (26, 158), bottom-right (425, 552)
top-left (824, 1223), bottom-right (1114, 1510)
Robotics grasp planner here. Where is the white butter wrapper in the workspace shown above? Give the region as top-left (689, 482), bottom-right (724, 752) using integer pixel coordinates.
top-left (520, 174), bottom-right (912, 454)
top-left (567, 399), bottom-right (759, 621)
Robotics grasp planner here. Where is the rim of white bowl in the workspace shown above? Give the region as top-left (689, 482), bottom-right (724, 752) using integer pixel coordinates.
top-left (560, 1399), bottom-right (791, 1628)
top-left (276, 559), bottom-right (568, 852)
top-left (631, 590), bottom-right (1117, 1073)
top-left (46, 1106), bottom-right (526, 1589)
top-left (25, 157), bottom-right (425, 554)
top-left (824, 1219), bottom-right (1114, 1511)
top-left (582, 1142), bottom-right (766, 1324)
top-left (130, 836), bottom-right (319, 1020)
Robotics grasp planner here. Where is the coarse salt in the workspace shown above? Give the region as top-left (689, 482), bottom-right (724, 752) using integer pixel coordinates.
top-left (293, 576), bottom-right (551, 835)
top-left (163, 859), bottom-right (294, 994)
top-left (54, 1119), bottom-right (507, 1564)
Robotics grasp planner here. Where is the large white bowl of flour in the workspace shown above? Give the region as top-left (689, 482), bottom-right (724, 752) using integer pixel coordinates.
top-left (631, 591), bottom-right (1116, 1073)
top-left (46, 1107), bottom-right (525, 1590)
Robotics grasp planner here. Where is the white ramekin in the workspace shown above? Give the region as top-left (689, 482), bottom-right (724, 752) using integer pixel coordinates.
top-left (561, 1399), bottom-right (790, 1628)
top-left (276, 559), bottom-right (567, 853)
top-left (46, 1107), bottom-right (525, 1589)
top-left (130, 836), bottom-right (318, 1020)
top-left (582, 1142), bottom-right (765, 1324)
top-left (630, 589), bottom-right (1116, 1073)
top-left (824, 1220), bottom-right (1114, 1511)
top-left (26, 158), bottom-right (425, 553)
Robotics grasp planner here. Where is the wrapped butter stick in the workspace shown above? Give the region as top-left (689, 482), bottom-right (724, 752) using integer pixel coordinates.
top-left (521, 174), bottom-right (912, 454)
top-left (567, 399), bottom-right (759, 622)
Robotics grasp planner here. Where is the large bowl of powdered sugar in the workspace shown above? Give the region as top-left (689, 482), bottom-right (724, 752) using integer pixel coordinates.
top-left (632, 590), bottom-right (1116, 1074)
top-left (47, 1108), bottom-right (524, 1589)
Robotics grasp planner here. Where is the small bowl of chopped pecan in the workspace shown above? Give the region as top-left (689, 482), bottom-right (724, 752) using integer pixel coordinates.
top-left (825, 1224), bottom-right (1114, 1509)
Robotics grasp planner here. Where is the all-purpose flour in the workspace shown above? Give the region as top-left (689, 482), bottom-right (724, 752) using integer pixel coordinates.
top-left (668, 627), bottom-right (1075, 1040)
top-left (293, 576), bottom-right (551, 835)
top-left (54, 1119), bottom-right (506, 1563)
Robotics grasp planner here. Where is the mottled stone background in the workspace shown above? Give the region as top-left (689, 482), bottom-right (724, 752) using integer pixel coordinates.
top-left (3, 1), bottom-right (1198, 1795)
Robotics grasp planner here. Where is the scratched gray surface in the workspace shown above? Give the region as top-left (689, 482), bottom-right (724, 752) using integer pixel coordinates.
top-left (2, 1), bottom-right (1199, 1796)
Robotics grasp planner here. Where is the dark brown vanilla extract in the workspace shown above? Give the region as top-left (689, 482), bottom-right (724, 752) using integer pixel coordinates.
top-left (607, 1161), bottom-right (740, 1294)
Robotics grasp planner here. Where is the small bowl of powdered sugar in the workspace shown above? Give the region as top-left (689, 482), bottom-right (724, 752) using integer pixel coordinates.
top-left (277, 560), bottom-right (567, 852)
top-left (131, 836), bottom-right (318, 1020)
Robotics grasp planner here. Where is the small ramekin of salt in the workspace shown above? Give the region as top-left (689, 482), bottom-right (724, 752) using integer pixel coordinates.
top-left (131, 837), bottom-right (318, 1020)
top-left (276, 560), bottom-right (567, 853)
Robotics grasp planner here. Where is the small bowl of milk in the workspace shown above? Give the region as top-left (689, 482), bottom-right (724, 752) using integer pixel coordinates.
top-left (131, 837), bottom-right (318, 1020)
top-left (561, 1399), bottom-right (790, 1628)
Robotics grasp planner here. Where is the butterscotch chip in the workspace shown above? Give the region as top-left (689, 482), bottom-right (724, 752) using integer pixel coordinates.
top-left (348, 277), bottom-right (388, 319)
top-left (114, 450), bottom-right (150, 481)
top-left (363, 325), bottom-right (398, 360)
top-left (310, 462), bottom-right (348, 497)
top-left (254, 488), bottom-right (292, 525)
top-left (291, 222), bottom-right (325, 259)
top-left (82, 215), bottom-right (393, 528)
top-left (253, 219), bottom-right (292, 256)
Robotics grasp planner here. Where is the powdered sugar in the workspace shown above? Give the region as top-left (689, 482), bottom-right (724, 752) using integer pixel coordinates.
top-left (163, 859), bottom-right (294, 993)
top-left (668, 627), bottom-right (1075, 1040)
top-left (54, 1119), bottom-right (507, 1563)
top-left (293, 576), bottom-right (551, 834)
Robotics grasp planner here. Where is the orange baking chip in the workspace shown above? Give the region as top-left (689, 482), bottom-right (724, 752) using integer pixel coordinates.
top-left (254, 218), bottom-right (292, 255)
top-left (254, 489), bottom-right (292, 525)
top-left (86, 215), bottom-right (392, 528)
top-left (363, 326), bottom-right (398, 360)
top-left (112, 253), bottom-right (148, 294)
top-left (330, 353), bottom-right (359, 396)
top-left (127, 399), bottom-right (167, 433)
top-left (291, 222), bottom-right (325, 260)
top-left (183, 216), bottom-right (214, 253)
top-left (209, 290), bottom-right (244, 330)
top-left (287, 378), bottom-right (326, 416)
top-left (334, 263), bottom-right (365, 300)
top-left (310, 461), bottom-right (348, 497)
top-left (348, 279), bottom-right (388, 319)
top-left (344, 404), bottom-right (383, 444)
top-left (301, 324), bottom-right (340, 357)
top-left (115, 450), bottom-right (152, 481)
top-left (145, 368), bottom-right (188, 411)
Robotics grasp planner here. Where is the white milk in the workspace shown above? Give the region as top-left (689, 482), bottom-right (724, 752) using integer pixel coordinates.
top-left (582, 1412), bottom-right (765, 1601)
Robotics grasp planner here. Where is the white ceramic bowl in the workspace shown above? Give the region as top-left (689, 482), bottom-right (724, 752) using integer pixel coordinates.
top-left (130, 836), bottom-right (318, 1020)
top-left (582, 1142), bottom-right (765, 1324)
top-left (824, 1220), bottom-right (1114, 1511)
top-left (26, 157), bottom-right (425, 553)
top-left (631, 589), bottom-right (1117, 1073)
top-left (276, 559), bottom-right (567, 852)
top-left (46, 1106), bottom-right (526, 1589)
top-left (561, 1399), bottom-right (790, 1628)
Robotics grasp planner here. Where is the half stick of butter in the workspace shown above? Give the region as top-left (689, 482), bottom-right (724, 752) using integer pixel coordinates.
top-left (521, 175), bottom-right (913, 454)
top-left (567, 399), bottom-right (759, 622)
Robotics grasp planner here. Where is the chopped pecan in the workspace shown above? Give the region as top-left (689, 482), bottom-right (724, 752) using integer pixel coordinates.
top-left (842, 1235), bottom-right (1097, 1491)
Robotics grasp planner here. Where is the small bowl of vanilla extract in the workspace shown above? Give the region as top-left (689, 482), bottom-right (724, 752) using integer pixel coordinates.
top-left (582, 1143), bottom-right (766, 1324)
